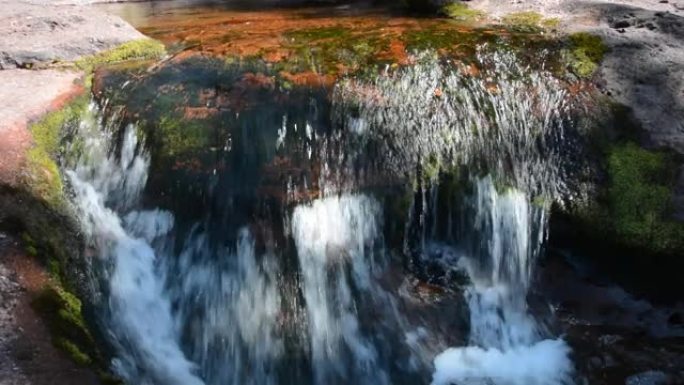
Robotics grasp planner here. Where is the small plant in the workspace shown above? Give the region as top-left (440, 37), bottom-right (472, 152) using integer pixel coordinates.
top-left (502, 11), bottom-right (543, 31)
top-left (25, 96), bottom-right (88, 205)
top-left (608, 143), bottom-right (684, 253)
top-left (442, 3), bottom-right (485, 22)
top-left (567, 32), bottom-right (607, 78)
top-left (76, 38), bottom-right (166, 70)
top-left (32, 284), bottom-right (98, 367)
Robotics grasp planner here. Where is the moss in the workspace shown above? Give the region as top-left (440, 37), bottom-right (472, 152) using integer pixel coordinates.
top-left (76, 38), bottom-right (166, 70)
top-left (501, 11), bottom-right (544, 32)
top-left (32, 284), bottom-right (99, 368)
top-left (567, 32), bottom-right (607, 78)
top-left (498, 11), bottom-right (560, 33)
top-left (421, 154), bottom-right (442, 183)
top-left (541, 17), bottom-right (561, 30)
top-left (442, 3), bottom-right (485, 22)
top-left (607, 143), bottom-right (684, 253)
top-left (280, 26), bottom-right (389, 74)
top-left (25, 95), bottom-right (88, 206)
top-left (55, 337), bottom-right (92, 366)
top-left (157, 115), bottom-right (212, 157)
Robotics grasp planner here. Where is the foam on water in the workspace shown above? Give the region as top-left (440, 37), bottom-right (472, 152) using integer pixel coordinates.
top-left (430, 178), bottom-right (573, 385)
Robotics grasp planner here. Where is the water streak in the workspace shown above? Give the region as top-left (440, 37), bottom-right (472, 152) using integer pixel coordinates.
top-left (65, 103), bottom-right (204, 385)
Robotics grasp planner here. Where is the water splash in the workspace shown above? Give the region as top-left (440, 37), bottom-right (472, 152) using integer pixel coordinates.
top-left (168, 227), bottom-right (283, 385)
top-left (333, 50), bottom-right (578, 384)
top-left (334, 49), bottom-right (576, 198)
top-left (65, 103), bottom-right (204, 385)
top-left (431, 178), bottom-right (573, 385)
top-left (291, 195), bottom-right (389, 385)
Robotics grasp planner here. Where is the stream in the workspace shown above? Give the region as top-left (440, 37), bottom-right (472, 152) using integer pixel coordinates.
top-left (58, 1), bottom-right (684, 385)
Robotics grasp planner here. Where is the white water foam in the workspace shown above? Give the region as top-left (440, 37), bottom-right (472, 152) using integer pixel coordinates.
top-left (291, 194), bottom-right (389, 385)
top-left (66, 104), bottom-right (204, 385)
top-left (431, 177), bottom-right (573, 385)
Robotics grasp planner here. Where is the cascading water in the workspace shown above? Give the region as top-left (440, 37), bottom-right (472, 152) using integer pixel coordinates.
top-left (291, 195), bottom-right (388, 385)
top-left (431, 177), bottom-right (573, 385)
top-left (61, 48), bottom-right (582, 385)
top-left (65, 103), bottom-right (204, 385)
top-left (335, 49), bottom-right (580, 385)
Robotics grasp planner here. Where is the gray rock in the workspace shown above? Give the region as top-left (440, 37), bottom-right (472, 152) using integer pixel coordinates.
top-left (625, 370), bottom-right (668, 385)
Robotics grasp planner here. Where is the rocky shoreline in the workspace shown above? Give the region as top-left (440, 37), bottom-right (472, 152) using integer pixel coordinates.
top-left (0, 1), bottom-right (145, 383)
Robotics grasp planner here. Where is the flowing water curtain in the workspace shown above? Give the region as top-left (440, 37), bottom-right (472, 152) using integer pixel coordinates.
top-left (291, 194), bottom-right (391, 385)
top-left (64, 103), bottom-right (205, 385)
top-left (333, 49), bottom-right (577, 385)
top-left (167, 226), bottom-right (283, 385)
top-left (332, 48), bottom-right (575, 199)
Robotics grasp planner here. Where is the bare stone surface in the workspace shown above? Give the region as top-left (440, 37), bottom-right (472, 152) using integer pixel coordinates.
top-left (0, 69), bottom-right (82, 188)
top-left (0, 0), bottom-right (145, 69)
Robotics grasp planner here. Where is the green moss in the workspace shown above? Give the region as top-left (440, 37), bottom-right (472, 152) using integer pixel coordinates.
top-left (32, 284), bottom-right (98, 368)
top-left (422, 154), bottom-right (442, 183)
top-left (567, 32), bottom-right (607, 78)
top-left (442, 3), bottom-right (485, 22)
top-left (55, 338), bottom-right (92, 366)
top-left (280, 26), bottom-right (389, 74)
top-left (76, 38), bottom-right (166, 70)
top-left (25, 95), bottom-right (88, 206)
top-left (607, 143), bottom-right (684, 253)
top-left (541, 17), bottom-right (561, 30)
top-left (501, 11), bottom-right (544, 32)
top-left (157, 115), bottom-right (213, 157)
top-left (498, 11), bottom-right (560, 33)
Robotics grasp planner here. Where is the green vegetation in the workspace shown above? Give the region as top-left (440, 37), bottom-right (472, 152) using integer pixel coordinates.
top-left (567, 32), bottom-right (607, 78)
top-left (607, 143), bottom-right (684, 253)
top-left (442, 3), bottom-right (485, 22)
top-left (32, 284), bottom-right (96, 367)
top-left (280, 26), bottom-right (389, 74)
top-left (157, 115), bottom-right (213, 157)
top-left (25, 95), bottom-right (88, 206)
top-left (403, 27), bottom-right (489, 54)
top-left (501, 11), bottom-right (559, 33)
top-left (55, 338), bottom-right (92, 366)
top-left (75, 38), bottom-right (166, 70)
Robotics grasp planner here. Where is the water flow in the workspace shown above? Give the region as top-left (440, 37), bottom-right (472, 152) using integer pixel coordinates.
top-left (334, 50), bottom-right (577, 384)
top-left (291, 195), bottom-right (389, 385)
top-left (168, 227), bottom-right (283, 385)
top-left (65, 103), bottom-right (204, 385)
top-left (432, 177), bottom-right (572, 385)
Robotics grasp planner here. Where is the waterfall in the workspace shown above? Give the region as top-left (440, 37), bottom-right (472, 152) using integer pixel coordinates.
top-left (168, 226), bottom-right (283, 385)
top-left (334, 49), bottom-right (579, 385)
top-left (431, 177), bottom-right (573, 385)
top-left (291, 195), bottom-right (389, 385)
top-left (61, 47), bottom-right (581, 385)
top-left (65, 103), bottom-right (204, 385)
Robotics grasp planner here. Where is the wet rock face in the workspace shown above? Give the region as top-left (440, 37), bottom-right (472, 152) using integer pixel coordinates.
top-left (537, 252), bottom-right (684, 385)
top-left (625, 371), bottom-right (669, 385)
